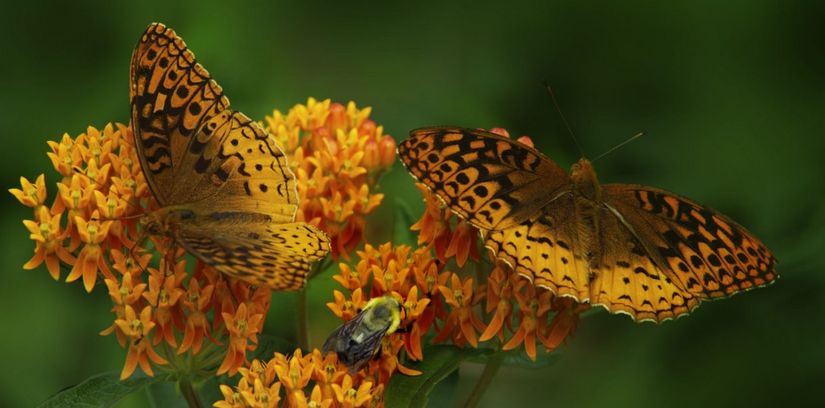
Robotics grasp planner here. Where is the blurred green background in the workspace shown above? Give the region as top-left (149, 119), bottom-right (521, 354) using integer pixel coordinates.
top-left (2, 1), bottom-right (823, 407)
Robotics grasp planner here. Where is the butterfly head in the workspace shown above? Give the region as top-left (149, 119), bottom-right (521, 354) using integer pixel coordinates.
top-left (570, 158), bottom-right (601, 201)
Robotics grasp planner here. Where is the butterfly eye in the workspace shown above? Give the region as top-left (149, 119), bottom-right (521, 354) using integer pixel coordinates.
top-left (146, 222), bottom-right (163, 236)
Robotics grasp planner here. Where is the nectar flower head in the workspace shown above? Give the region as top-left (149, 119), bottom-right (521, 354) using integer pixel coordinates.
top-left (263, 98), bottom-right (394, 260)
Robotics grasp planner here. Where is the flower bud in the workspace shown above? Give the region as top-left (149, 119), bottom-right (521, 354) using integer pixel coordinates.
top-left (517, 135), bottom-right (534, 148)
top-left (378, 136), bottom-right (396, 170)
top-left (488, 127), bottom-right (510, 138)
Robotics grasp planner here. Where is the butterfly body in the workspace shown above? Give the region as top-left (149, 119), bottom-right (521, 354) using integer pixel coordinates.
top-left (399, 126), bottom-right (777, 322)
top-left (130, 23), bottom-right (330, 290)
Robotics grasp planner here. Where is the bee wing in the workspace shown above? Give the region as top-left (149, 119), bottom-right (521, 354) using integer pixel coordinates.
top-left (322, 310), bottom-right (370, 357)
top-left (344, 327), bottom-right (390, 374)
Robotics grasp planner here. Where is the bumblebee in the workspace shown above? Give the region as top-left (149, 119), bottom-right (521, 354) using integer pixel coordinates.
top-left (322, 296), bottom-right (404, 373)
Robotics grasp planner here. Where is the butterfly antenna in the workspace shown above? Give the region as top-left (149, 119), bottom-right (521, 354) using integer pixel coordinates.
top-left (591, 132), bottom-right (645, 163)
top-left (129, 233), bottom-right (150, 274)
top-left (543, 80), bottom-right (586, 158)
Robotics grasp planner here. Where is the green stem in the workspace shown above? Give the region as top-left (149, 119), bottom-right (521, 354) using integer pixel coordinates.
top-left (296, 259), bottom-right (334, 350)
top-left (463, 353), bottom-right (505, 408)
top-left (180, 377), bottom-right (204, 408)
top-left (296, 289), bottom-right (309, 350)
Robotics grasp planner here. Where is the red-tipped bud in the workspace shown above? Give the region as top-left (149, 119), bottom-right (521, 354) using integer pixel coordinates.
top-left (326, 102), bottom-right (347, 133)
top-left (363, 139), bottom-right (380, 172)
top-left (358, 119), bottom-right (376, 137)
top-left (310, 127), bottom-right (336, 155)
top-left (517, 136), bottom-right (534, 148)
top-left (378, 136), bottom-right (397, 169)
top-left (488, 127), bottom-right (510, 138)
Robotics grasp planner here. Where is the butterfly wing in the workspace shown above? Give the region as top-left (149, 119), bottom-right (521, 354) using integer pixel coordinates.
top-left (484, 192), bottom-right (591, 301)
top-left (176, 219), bottom-right (330, 291)
top-left (399, 127), bottom-right (572, 230)
top-left (130, 23), bottom-right (298, 217)
top-left (130, 23), bottom-right (230, 205)
top-left (591, 184), bottom-right (778, 322)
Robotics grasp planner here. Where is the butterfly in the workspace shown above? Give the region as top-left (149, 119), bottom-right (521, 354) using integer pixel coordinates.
top-left (129, 23), bottom-right (330, 290)
top-left (398, 126), bottom-right (778, 322)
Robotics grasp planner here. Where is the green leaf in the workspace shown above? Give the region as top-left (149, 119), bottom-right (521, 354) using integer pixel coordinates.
top-left (385, 345), bottom-right (491, 408)
top-left (36, 371), bottom-right (162, 408)
top-left (502, 349), bottom-right (564, 370)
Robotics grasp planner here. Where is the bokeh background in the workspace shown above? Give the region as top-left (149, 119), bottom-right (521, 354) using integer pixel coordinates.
top-left (2, 1), bottom-right (824, 407)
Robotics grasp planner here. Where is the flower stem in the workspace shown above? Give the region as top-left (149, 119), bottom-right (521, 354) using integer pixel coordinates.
top-left (179, 377), bottom-right (204, 408)
top-left (296, 259), bottom-right (333, 350)
top-left (296, 289), bottom-right (309, 350)
top-left (463, 353), bottom-right (505, 408)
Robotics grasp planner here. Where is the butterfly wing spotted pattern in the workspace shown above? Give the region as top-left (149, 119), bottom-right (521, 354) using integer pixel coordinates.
top-left (130, 23), bottom-right (329, 290)
top-left (399, 126), bottom-right (778, 322)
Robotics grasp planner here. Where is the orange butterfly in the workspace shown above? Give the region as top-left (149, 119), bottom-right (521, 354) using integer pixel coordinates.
top-left (130, 23), bottom-right (329, 290)
top-left (398, 127), bottom-right (777, 322)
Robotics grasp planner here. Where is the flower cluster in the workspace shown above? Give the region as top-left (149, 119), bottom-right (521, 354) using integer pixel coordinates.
top-left (263, 98), bottom-right (395, 261)
top-left (11, 99), bottom-right (393, 382)
top-left (215, 349), bottom-right (383, 408)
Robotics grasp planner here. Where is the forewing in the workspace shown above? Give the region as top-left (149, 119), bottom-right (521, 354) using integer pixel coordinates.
top-left (172, 111), bottom-right (299, 221)
top-left (130, 23), bottom-right (229, 205)
top-left (176, 219), bottom-right (330, 291)
top-left (484, 193), bottom-right (590, 301)
top-left (600, 184), bottom-right (778, 314)
top-left (399, 127), bottom-right (572, 230)
top-left (130, 23), bottom-right (298, 219)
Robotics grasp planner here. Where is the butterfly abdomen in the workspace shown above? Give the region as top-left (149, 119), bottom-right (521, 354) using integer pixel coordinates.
top-left (571, 159), bottom-right (603, 272)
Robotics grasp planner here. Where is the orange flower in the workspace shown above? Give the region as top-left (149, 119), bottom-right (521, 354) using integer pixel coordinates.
top-left (215, 377), bottom-right (281, 408)
top-left (274, 349), bottom-right (314, 407)
top-left (178, 279), bottom-right (218, 355)
top-left (55, 174), bottom-right (96, 250)
top-left (332, 374), bottom-right (373, 408)
top-left (46, 132), bottom-right (83, 179)
top-left (302, 384), bottom-right (334, 408)
top-left (370, 260), bottom-right (409, 296)
top-left (332, 263), bottom-right (371, 291)
top-left (217, 302), bottom-right (263, 376)
top-left (9, 174), bottom-right (47, 213)
top-left (309, 349), bottom-right (346, 403)
top-left (22, 207), bottom-right (74, 280)
top-left (435, 274), bottom-right (486, 348)
top-left (444, 219), bottom-right (480, 268)
top-left (479, 264), bottom-right (525, 342)
top-left (66, 211), bottom-right (115, 292)
top-left (399, 286), bottom-right (430, 360)
top-left (502, 283), bottom-right (554, 360)
top-left (327, 288), bottom-right (367, 321)
top-left (540, 297), bottom-right (589, 353)
top-left (100, 272), bottom-right (146, 347)
top-left (115, 305), bottom-right (168, 379)
top-left (410, 183), bottom-right (452, 262)
top-left (142, 268), bottom-right (186, 347)
top-left (376, 336), bottom-right (422, 385)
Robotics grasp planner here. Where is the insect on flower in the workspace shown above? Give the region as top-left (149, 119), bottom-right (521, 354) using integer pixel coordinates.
top-left (322, 296), bottom-right (406, 373)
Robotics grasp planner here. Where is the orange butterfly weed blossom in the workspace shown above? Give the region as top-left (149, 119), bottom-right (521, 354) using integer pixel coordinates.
top-left (399, 127), bottom-right (778, 323)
